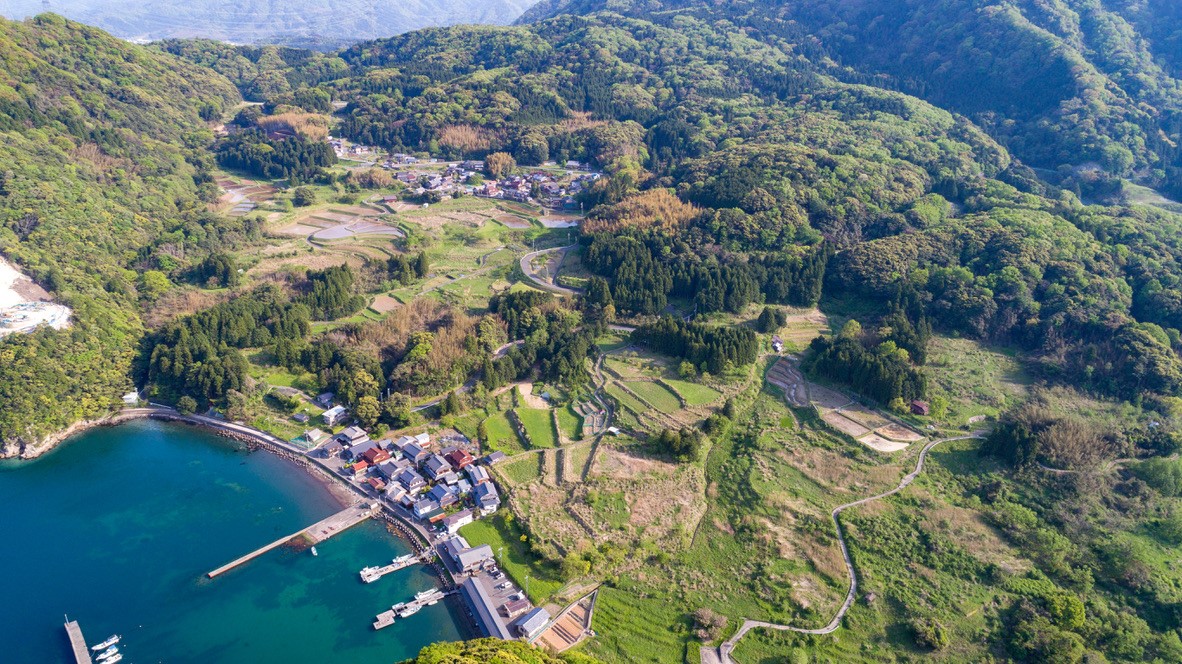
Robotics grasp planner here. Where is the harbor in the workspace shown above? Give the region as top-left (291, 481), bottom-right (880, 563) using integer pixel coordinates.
top-left (359, 550), bottom-right (436, 583)
top-left (207, 503), bottom-right (376, 578)
top-left (373, 588), bottom-right (455, 630)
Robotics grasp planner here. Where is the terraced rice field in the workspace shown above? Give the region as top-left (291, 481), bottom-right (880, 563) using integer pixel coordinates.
top-left (500, 454), bottom-right (543, 485)
top-left (821, 410), bottom-right (871, 438)
top-left (605, 383), bottom-right (648, 416)
top-left (482, 411), bottom-right (525, 454)
top-left (517, 408), bottom-right (558, 449)
top-left (662, 379), bottom-right (721, 406)
top-left (837, 404), bottom-right (890, 430)
top-left (556, 405), bottom-right (583, 441)
top-left (622, 381), bottom-right (682, 413)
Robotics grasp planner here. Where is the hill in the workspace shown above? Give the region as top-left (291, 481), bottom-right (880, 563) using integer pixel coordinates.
top-left (2, 0), bottom-right (539, 51)
top-left (0, 14), bottom-right (243, 453)
top-left (519, 0), bottom-right (1182, 200)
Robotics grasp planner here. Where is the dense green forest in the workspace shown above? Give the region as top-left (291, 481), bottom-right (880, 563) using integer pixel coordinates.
top-left (0, 14), bottom-right (240, 449)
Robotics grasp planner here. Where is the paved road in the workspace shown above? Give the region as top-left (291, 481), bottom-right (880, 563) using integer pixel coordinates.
top-left (520, 245), bottom-right (581, 295)
top-left (712, 434), bottom-right (984, 663)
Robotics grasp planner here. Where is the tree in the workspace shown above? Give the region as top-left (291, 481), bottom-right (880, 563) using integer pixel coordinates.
top-left (484, 152), bottom-right (516, 179)
top-left (176, 395), bottom-right (197, 415)
top-left (140, 270), bottom-right (172, 300)
top-left (441, 390), bottom-right (464, 416)
top-left (292, 186), bottom-right (317, 207)
top-left (356, 395), bottom-right (381, 428)
top-left (383, 393), bottom-right (412, 428)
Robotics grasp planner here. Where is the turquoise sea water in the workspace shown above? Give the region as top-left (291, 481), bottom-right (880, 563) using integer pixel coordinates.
top-left (0, 420), bottom-right (467, 663)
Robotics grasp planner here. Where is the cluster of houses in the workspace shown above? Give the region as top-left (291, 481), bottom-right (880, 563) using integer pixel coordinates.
top-left (317, 423), bottom-right (505, 529)
top-left (474, 169), bottom-right (599, 210)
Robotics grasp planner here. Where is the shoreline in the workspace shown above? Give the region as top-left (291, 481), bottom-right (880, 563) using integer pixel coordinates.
top-left (9, 407), bottom-right (456, 584)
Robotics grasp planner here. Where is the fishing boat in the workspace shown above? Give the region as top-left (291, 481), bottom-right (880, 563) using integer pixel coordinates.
top-left (105, 655), bottom-right (123, 664)
top-left (91, 636), bottom-right (120, 651)
top-left (97, 647), bottom-right (119, 661)
top-left (311, 546), bottom-right (318, 556)
top-left (414, 588), bottom-right (437, 601)
top-left (397, 605), bottom-right (421, 618)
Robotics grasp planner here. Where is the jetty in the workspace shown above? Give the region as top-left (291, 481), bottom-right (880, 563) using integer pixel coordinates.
top-left (373, 588), bottom-right (454, 630)
top-left (360, 551), bottom-right (436, 583)
top-left (63, 619), bottom-right (92, 664)
top-left (208, 503), bottom-right (375, 578)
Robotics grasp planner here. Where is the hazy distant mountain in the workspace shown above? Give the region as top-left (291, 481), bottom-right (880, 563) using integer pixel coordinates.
top-left (0, 0), bottom-right (538, 49)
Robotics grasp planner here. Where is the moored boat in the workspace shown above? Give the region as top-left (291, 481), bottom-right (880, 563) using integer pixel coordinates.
top-left (91, 635), bottom-right (120, 651)
top-left (97, 647), bottom-right (119, 661)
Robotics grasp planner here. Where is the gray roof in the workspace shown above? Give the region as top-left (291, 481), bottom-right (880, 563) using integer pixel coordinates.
top-left (396, 468), bottom-right (425, 488)
top-left (402, 442), bottom-right (428, 461)
top-left (514, 607), bottom-right (551, 637)
top-left (474, 482), bottom-right (499, 505)
top-left (456, 544), bottom-right (494, 570)
top-left (460, 578), bottom-right (514, 640)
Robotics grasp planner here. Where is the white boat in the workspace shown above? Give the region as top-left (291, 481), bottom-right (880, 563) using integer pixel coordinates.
top-left (397, 605), bottom-right (421, 618)
top-left (92, 636), bottom-right (120, 651)
top-left (105, 655), bottom-right (123, 664)
top-left (391, 602), bottom-right (407, 612)
top-left (414, 588), bottom-right (437, 601)
top-left (97, 647), bottom-right (119, 660)
top-left (311, 546), bottom-right (318, 556)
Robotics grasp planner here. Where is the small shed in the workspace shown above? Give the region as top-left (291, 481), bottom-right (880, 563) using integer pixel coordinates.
top-left (910, 400), bottom-right (931, 416)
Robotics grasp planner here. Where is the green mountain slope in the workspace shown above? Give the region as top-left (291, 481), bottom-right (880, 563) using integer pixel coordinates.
top-left (520, 0), bottom-right (1182, 199)
top-left (0, 14), bottom-right (242, 451)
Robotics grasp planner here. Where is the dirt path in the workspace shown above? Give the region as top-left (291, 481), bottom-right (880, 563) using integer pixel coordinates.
top-left (710, 434), bottom-right (984, 663)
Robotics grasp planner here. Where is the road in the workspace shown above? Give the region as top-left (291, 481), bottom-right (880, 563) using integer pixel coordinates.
top-left (520, 245), bottom-right (581, 295)
top-left (711, 434), bottom-right (984, 663)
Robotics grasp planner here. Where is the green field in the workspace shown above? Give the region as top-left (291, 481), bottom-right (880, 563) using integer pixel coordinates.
top-left (605, 383), bottom-right (649, 416)
top-left (500, 454), bottom-right (542, 485)
top-left (623, 381), bottom-right (682, 413)
top-left (482, 411), bottom-right (526, 454)
top-left (663, 379), bottom-right (721, 406)
top-left (584, 587), bottom-right (694, 664)
top-left (459, 514), bottom-right (563, 603)
top-left (556, 405), bottom-right (583, 440)
top-left (516, 408), bottom-right (558, 448)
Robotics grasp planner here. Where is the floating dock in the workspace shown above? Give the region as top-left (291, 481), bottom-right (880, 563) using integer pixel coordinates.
top-left (360, 551), bottom-right (436, 583)
top-left (63, 619), bottom-right (92, 664)
top-left (373, 588), bottom-right (454, 630)
top-left (208, 504), bottom-right (375, 578)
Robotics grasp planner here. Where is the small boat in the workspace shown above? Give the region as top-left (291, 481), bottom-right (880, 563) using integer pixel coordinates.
top-left (97, 647), bottom-right (119, 660)
top-left (311, 546), bottom-right (318, 557)
top-left (92, 636), bottom-right (120, 651)
top-left (105, 655), bottom-right (123, 664)
top-left (391, 602), bottom-right (407, 612)
top-left (414, 588), bottom-right (437, 601)
top-left (397, 605), bottom-right (421, 618)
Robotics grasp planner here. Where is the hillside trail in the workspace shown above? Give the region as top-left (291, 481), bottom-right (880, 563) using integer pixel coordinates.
top-left (709, 434), bottom-right (984, 663)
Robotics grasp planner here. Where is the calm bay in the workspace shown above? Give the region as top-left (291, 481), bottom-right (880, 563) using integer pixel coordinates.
top-left (0, 420), bottom-right (466, 663)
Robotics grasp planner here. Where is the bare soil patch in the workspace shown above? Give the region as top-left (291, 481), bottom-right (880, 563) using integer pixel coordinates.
top-left (857, 433), bottom-right (910, 453)
top-left (821, 411), bottom-right (871, 438)
top-left (875, 423), bottom-right (924, 443)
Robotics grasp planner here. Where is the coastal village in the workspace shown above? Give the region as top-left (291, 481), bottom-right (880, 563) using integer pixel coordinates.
top-left (195, 386), bottom-right (590, 651)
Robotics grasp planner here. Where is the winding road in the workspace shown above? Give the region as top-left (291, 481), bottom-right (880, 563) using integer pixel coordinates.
top-left (711, 433), bottom-right (984, 663)
top-left (520, 244), bottom-right (581, 295)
